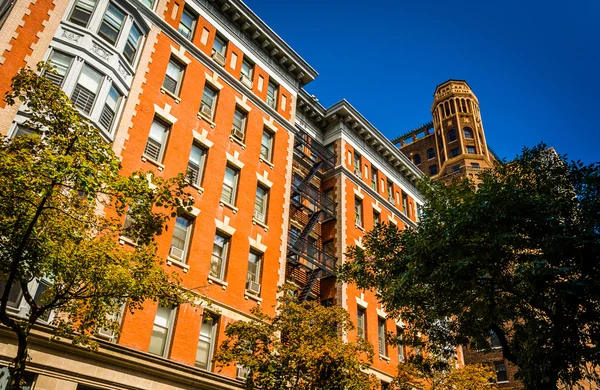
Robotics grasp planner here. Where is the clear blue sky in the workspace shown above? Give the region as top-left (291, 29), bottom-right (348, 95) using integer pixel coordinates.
top-left (246, 0), bottom-right (599, 164)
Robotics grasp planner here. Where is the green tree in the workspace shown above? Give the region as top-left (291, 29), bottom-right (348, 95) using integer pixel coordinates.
top-left (214, 287), bottom-right (380, 390)
top-left (0, 64), bottom-right (194, 389)
top-left (339, 145), bottom-right (600, 389)
top-left (392, 359), bottom-right (497, 390)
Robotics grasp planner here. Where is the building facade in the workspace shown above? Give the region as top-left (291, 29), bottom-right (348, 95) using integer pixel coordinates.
top-left (0, 0), bottom-right (424, 389)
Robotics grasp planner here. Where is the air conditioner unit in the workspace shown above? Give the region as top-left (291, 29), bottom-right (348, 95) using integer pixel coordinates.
top-left (231, 126), bottom-right (245, 141)
top-left (199, 103), bottom-right (213, 120)
top-left (240, 74), bottom-right (253, 89)
top-left (211, 51), bottom-right (226, 66)
top-left (246, 280), bottom-right (261, 295)
top-left (236, 365), bottom-right (250, 380)
top-left (97, 326), bottom-right (115, 340)
top-left (169, 246), bottom-right (184, 260)
top-left (253, 210), bottom-right (265, 222)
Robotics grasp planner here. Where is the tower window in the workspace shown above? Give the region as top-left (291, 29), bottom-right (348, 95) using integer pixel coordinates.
top-left (452, 165), bottom-right (460, 172)
top-left (450, 148), bottom-right (459, 157)
top-left (448, 130), bottom-right (457, 142)
top-left (463, 127), bottom-right (474, 139)
top-left (413, 154), bottom-right (421, 165)
top-left (427, 148), bottom-right (435, 160)
top-left (429, 165), bottom-right (438, 176)
top-left (466, 146), bottom-right (476, 154)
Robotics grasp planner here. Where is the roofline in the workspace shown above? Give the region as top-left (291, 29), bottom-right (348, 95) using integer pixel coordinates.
top-left (433, 79), bottom-right (471, 95)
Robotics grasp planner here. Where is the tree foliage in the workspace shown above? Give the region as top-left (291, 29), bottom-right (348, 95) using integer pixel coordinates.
top-left (339, 145), bottom-right (600, 389)
top-left (0, 64), bottom-right (194, 389)
top-left (392, 360), bottom-right (497, 390)
top-left (214, 287), bottom-right (380, 390)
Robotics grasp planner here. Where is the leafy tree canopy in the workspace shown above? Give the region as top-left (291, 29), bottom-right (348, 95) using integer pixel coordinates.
top-left (392, 360), bottom-right (497, 390)
top-left (340, 145), bottom-right (600, 389)
top-left (0, 63), bottom-right (194, 389)
top-left (214, 287), bottom-right (380, 390)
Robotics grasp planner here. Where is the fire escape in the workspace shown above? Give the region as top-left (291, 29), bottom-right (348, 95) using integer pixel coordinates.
top-left (287, 129), bottom-right (337, 302)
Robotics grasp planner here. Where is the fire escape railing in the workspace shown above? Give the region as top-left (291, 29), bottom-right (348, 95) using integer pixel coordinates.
top-left (291, 176), bottom-right (336, 219)
top-left (287, 232), bottom-right (336, 276)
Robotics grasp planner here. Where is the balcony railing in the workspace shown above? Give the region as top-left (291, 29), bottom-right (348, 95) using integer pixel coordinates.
top-left (293, 130), bottom-right (335, 172)
top-left (291, 177), bottom-right (336, 218)
top-left (287, 231), bottom-right (336, 275)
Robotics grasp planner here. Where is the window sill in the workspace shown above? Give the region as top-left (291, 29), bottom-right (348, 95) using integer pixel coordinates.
top-left (355, 224), bottom-right (366, 233)
top-left (141, 155), bottom-right (165, 171)
top-left (230, 136), bottom-right (247, 149)
top-left (244, 291), bottom-right (262, 304)
top-left (118, 236), bottom-right (138, 247)
top-left (259, 157), bottom-right (274, 170)
top-left (252, 217), bottom-right (269, 231)
top-left (220, 201), bottom-right (238, 214)
top-left (208, 275), bottom-right (228, 289)
top-left (187, 181), bottom-right (204, 194)
top-left (379, 355), bottom-right (391, 363)
top-left (160, 87), bottom-right (181, 104)
top-left (166, 256), bottom-right (189, 273)
top-left (197, 112), bottom-right (216, 128)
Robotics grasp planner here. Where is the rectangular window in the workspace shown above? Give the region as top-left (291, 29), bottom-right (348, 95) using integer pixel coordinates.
top-left (144, 118), bottom-right (169, 162)
top-left (387, 180), bottom-right (394, 203)
top-left (450, 147), bottom-right (459, 157)
top-left (210, 233), bottom-right (229, 280)
top-left (47, 51), bottom-right (74, 87)
top-left (267, 81), bottom-right (278, 109)
top-left (200, 85), bottom-right (218, 121)
top-left (123, 23), bottom-right (142, 64)
top-left (98, 3), bottom-right (125, 45)
top-left (148, 305), bottom-right (174, 357)
top-left (495, 361), bottom-right (508, 382)
top-left (211, 35), bottom-right (227, 66)
top-left (490, 331), bottom-right (502, 349)
top-left (69, 0), bottom-right (97, 27)
top-left (240, 58), bottom-right (254, 87)
top-left (452, 165), bottom-right (460, 172)
top-left (373, 211), bottom-right (380, 227)
top-left (187, 143), bottom-right (207, 186)
top-left (371, 168), bottom-right (378, 191)
top-left (254, 185), bottom-right (269, 223)
top-left (471, 162), bottom-right (481, 169)
top-left (397, 327), bottom-right (405, 362)
top-left (72, 65), bottom-right (103, 114)
top-left (12, 125), bottom-right (38, 138)
top-left (246, 251), bottom-right (262, 294)
top-left (178, 7), bottom-right (196, 40)
top-left (378, 317), bottom-right (387, 356)
top-left (353, 152), bottom-right (362, 177)
top-left (466, 145), bottom-right (476, 154)
top-left (163, 58), bottom-right (185, 95)
top-left (99, 85), bottom-right (122, 131)
top-left (221, 165), bottom-right (239, 205)
top-left (260, 129), bottom-right (274, 162)
top-left (231, 109), bottom-right (247, 141)
top-left (355, 197), bottom-right (363, 227)
top-left (122, 208), bottom-right (136, 241)
top-left (402, 192), bottom-right (408, 215)
top-left (196, 313), bottom-right (218, 370)
top-left (429, 165), bottom-right (438, 176)
top-left (357, 306), bottom-right (366, 339)
top-left (169, 215), bottom-right (193, 262)
top-left (0, 280), bottom-right (23, 309)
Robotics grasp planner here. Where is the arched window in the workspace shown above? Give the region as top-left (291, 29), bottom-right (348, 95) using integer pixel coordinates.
top-left (413, 154), bottom-right (421, 165)
top-left (448, 129), bottom-right (456, 142)
top-left (463, 127), bottom-right (474, 139)
top-left (444, 102), bottom-right (450, 117)
top-left (427, 148), bottom-right (435, 160)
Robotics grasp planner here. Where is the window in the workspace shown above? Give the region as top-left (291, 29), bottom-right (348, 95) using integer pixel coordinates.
top-left (494, 361), bottom-right (508, 382)
top-left (210, 233), bottom-right (229, 280)
top-left (199, 85), bottom-right (218, 121)
top-left (267, 81), bottom-right (278, 109)
top-left (387, 180), bottom-right (393, 203)
top-left (427, 147), bottom-right (435, 160)
top-left (98, 3), bottom-right (125, 45)
top-left (353, 152), bottom-right (362, 177)
top-left (69, 0), bottom-right (96, 27)
top-left (429, 165), bottom-right (438, 176)
top-left (72, 65), bottom-right (103, 114)
top-left (357, 306), bottom-right (366, 339)
top-left (452, 165), bottom-right (460, 172)
top-left (211, 34), bottom-right (227, 65)
top-left (413, 154), bottom-right (421, 165)
top-left (169, 215), bottom-right (193, 262)
top-left (373, 211), bottom-right (380, 226)
top-left (187, 144), bottom-right (207, 186)
top-left (260, 129), bottom-right (274, 162)
top-left (196, 313), bottom-right (218, 370)
top-left (231, 108), bottom-right (247, 141)
top-left (178, 7), bottom-right (196, 40)
top-left (254, 185), bottom-right (269, 223)
top-left (240, 58), bottom-right (254, 85)
top-left (450, 147), bottom-right (459, 158)
top-left (490, 331), bottom-right (502, 349)
top-left (46, 51), bottom-right (74, 87)
top-left (378, 317), bottom-right (387, 356)
top-left (471, 162), bottom-right (481, 169)
top-left (221, 165), bottom-right (239, 205)
top-left (323, 240), bottom-right (335, 258)
top-left (12, 125), bottom-right (38, 138)
top-left (381, 382), bottom-right (389, 390)
top-left (0, 280), bottom-right (23, 309)
top-left (448, 129), bottom-right (457, 142)
top-left (397, 327), bottom-right (405, 362)
top-left (144, 118), bottom-right (169, 162)
top-left (123, 23), bottom-right (142, 64)
top-left (99, 85), bottom-right (122, 131)
top-left (137, 0), bottom-right (154, 8)
top-left (402, 192), bottom-right (408, 215)
top-left (354, 197), bottom-right (363, 227)
top-left (246, 251), bottom-right (262, 294)
top-left (148, 305), bottom-right (174, 357)
top-left (463, 127), bottom-right (474, 139)
top-left (371, 168), bottom-right (378, 191)
top-left (467, 145), bottom-right (476, 154)
top-left (122, 208), bottom-right (136, 241)
top-left (163, 58), bottom-right (185, 95)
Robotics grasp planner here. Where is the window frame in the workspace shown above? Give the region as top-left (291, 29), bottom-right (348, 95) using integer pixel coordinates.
top-left (231, 108), bottom-right (247, 142)
top-left (254, 185), bottom-right (269, 223)
top-left (97, 2), bottom-right (126, 46)
top-left (357, 306), bottom-right (366, 339)
top-left (353, 152), bottom-right (362, 177)
top-left (429, 165), bottom-right (438, 176)
top-left (260, 128), bottom-right (274, 162)
top-left (200, 84), bottom-right (219, 121)
top-left (72, 63), bottom-right (104, 115)
top-left (378, 317), bottom-right (387, 356)
top-left (450, 147), bottom-right (459, 158)
top-left (220, 165), bottom-right (240, 206)
top-left (397, 327), bottom-right (405, 362)
top-left (178, 6), bottom-right (197, 40)
top-left (371, 167), bottom-right (378, 191)
top-left (148, 305), bottom-right (175, 357)
top-left (163, 57), bottom-right (185, 96)
top-left (241, 58), bottom-right (254, 81)
top-left (266, 80), bottom-right (278, 109)
top-left (246, 250), bottom-right (263, 286)
top-left (68, 0), bottom-right (98, 28)
top-left (169, 214), bottom-right (194, 263)
top-left (123, 22), bottom-right (143, 65)
top-left (427, 148), bottom-right (435, 160)
top-left (463, 127), bottom-right (474, 139)
top-left (448, 129), bottom-right (457, 142)
top-left (413, 154), bottom-right (421, 165)
top-left (143, 117), bottom-right (170, 163)
top-left (354, 197), bottom-right (363, 227)
top-left (210, 232), bottom-right (230, 281)
top-left (494, 361), bottom-right (508, 383)
top-left (196, 313), bottom-right (218, 370)
top-left (466, 145), bottom-right (476, 154)
top-left (187, 143), bottom-right (208, 187)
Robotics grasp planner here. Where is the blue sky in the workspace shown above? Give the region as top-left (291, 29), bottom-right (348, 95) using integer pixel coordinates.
top-left (246, 0), bottom-right (599, 164)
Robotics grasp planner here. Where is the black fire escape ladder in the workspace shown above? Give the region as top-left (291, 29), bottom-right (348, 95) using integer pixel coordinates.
top-left (295, 210), bottom-right (322, 243)
top-left (298, 268), bottom-right (322, 302)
